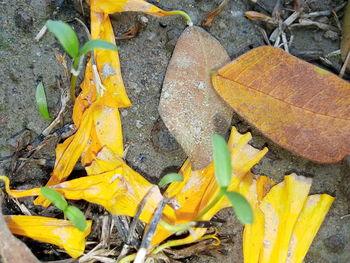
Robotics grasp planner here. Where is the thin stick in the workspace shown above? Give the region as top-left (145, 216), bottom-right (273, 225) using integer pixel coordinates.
top-left (339, 49), bottom-right (350, 78)
top-left (116, 186), bottom-right (157, 262)
top-left (134, 197), bottom-right (168, 263)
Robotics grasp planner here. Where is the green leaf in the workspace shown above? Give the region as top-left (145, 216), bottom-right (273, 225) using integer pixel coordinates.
top-left (212, 134), bottom-right (231, 188)
top-left (225, 191), bottom-right (253, 225)
top-left (35, 82), bottom-right (52, 121)
top-left (158, 173), bottom-right (183, 188)
top-left (46, 20), bottom-right (79, 58)
top-left (40, 187), bottom-right (68, 211)
top-left (78, 39), bottom-right (118, 57)
top-left (64, 206), bottom-right (87, 231)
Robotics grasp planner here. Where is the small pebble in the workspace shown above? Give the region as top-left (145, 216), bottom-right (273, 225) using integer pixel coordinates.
top-left (324, 30), bottom-right (338, 41)
top-left (139, 16), bottom-right (149, 25)
top-left (219, 22), bottom-right (227, 30)
top-left (136, 120), bottom-right (143, 129)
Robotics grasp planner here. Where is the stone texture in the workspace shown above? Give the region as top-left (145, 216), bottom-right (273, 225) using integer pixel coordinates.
top-left (159, 26), bottom-right (233, 170)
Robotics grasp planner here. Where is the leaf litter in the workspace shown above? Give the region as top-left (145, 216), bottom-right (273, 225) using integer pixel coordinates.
top-left (0, 0), bottom-right (347, 262)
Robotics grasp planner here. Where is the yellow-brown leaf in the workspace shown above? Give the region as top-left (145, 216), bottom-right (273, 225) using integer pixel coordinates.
top-left (212, 46), bottom-right (350, 163)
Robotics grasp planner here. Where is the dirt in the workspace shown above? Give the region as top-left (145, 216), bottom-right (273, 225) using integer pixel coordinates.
top-left (0, 0), bottom-right (349, 262)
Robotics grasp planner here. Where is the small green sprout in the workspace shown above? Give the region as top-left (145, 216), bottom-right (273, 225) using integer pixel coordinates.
top-left (196, 134), bottom-right (253, 225)
top-left (40, 187), bottom-right (87, 231)
top-left (35, 81), bottom-right (52, 121)
top-left (45, 20), bottom-right (118, 101)
top-left (158, 173), bottom-right (183, 189)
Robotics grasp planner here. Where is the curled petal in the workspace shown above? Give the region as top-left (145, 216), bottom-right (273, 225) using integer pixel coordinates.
top-left (5, 215), bottom-right (91, 258)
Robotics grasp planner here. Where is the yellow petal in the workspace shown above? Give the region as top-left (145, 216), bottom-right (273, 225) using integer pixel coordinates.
top-left (287, 194), bottom-right (334, 263)
top-left (91, 11), bottom-right (131, 108)
top-left (81, 122), bottom-right (103, 166)
top-left (90, 0), bottom-right (191, 23)
top-left (93, 105), bottom-right (123, 157)
top-left (152, 127), bottom-right (268, 248)
top-left (5, 215), bottom-right (91, 258)
top-left (72, 60), bottom-right (97, 126)
top-left (259, 174), bottom-right (312, 263)
top-left (228, 127), bottom-right (268, 191)
top-left (34, 103), bottom-right (96, 207)
top-left (242, 174), bottom-right (274, 263)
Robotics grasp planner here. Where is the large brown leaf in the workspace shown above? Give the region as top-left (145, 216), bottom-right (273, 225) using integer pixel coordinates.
top-left (159, 26), bottom-right (233, 170)
top-left (212, 46), bottom-right (350, 163)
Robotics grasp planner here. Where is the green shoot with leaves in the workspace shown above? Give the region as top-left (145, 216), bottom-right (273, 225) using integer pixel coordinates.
top-left (45, 20), bottom-right (118, 101)
top-left (196, 134), bottom-right (253, 224)
top-left (40, 187), bottom-right (87, 231)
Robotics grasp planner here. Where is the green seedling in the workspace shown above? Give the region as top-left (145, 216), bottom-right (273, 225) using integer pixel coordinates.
top-left (196, 134), bottom-right (253, 224)
top-left (45, 20), bottom-right (118, 101)
top-left (158, 173), bottom-right (183, 189)
top-left (40, 187), bottom-right (87, 231)
top-left (35, 82), bottom-right (52, 121)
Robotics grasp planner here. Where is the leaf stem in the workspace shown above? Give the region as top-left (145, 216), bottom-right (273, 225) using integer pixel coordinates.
top-left (70, 57), bottom-right (80, 101)
top-left (195, 189), bottom-right (225, 220)
top-left (167, 10), bottom-right (193, 26)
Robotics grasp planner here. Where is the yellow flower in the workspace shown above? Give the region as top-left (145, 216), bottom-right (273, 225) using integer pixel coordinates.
top-left (150, 127), bottom-right (268, 249)
top-left (243, 174), bottom-right (334, 263)
top-left (4, 215), bottom-right (92, 258)
top-left (89, 0), bottom-right (192, 24)
top-left (0, 149), bottom-right (174, 224)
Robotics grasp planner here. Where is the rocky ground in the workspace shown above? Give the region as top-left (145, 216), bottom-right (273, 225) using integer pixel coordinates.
top-left (0, 0), bottom-right (349, 262)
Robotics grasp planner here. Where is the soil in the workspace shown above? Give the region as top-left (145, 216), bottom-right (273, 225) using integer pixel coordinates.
top-left (0, 0), bottom-right (349, 262)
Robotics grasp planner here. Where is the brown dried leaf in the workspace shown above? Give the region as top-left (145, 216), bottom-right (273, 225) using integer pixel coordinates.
top-left (212, 46), bottom-right (350, 163)
top-left (159, 26), bottom-right (233, 170)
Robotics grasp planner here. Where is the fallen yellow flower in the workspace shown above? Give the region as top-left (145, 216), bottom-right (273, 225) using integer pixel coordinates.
top-left (150, 127), bottom-right (268, 248)
top-left (0, 149), bottom-right (174, 224)
top-left (243, 174), bottom-right (334, 263)
top-left (4, 215), bottom-right (92, 258)
top-left (89, 0), bottom-right (192, 24)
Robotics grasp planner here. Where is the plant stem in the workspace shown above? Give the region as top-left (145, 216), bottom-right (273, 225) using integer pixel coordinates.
top-left (195, 190), bottom-right (225, 220)
top-left (167, 10), bottom-right (193, 26)
top-left (70, 58), bottom-right (80, 101)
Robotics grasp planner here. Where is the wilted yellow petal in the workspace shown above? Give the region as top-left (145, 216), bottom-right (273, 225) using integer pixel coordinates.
top-left (91, 11), bottom-right (132, 108)
top-left (90, 0), bottom-right (191, 23)
top-left (93, 105), bottom-right (123, 157)
top-left (259, 174), bottom-right (312, 263)
top-left (242, 174), bottom-right (275, 263)
top-left (73, 60), bottom-right (96, 126)
top-left (152, 127), bottom-right (268, 248)
top-left (34, 103), bottom-right (96, 207)
top-left (81, 122), bottom-right (103, 166)
top-left (5, 215), bottom-right (91, 258)
top-left (228, 127), bottom-right (268, 191)
top-left (287, 194), bottom-right (334, 263)
top-left (0, 155), bottom-right (171, 224)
